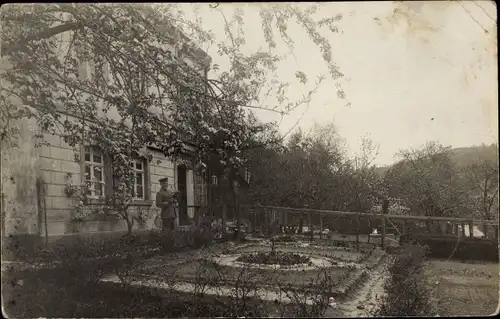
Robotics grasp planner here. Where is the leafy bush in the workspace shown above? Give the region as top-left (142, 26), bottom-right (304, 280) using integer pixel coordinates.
top-left (191, 259), bottom-right (267, 317)
top-left (145, 227), bottom-right (214, 252)
top-left (374, 244), bottom-right (436, 317)
top-left (274, 267), bottom-right (335, 317)
top-left (274, 234), bottom-right (296, 242)
top-left (2, 234), bottom-right (43, 261)
top-left (401, 234), bottom-right (498, 261)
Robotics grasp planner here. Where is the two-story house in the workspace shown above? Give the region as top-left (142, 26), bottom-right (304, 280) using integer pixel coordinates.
top-left (1, 10), bottom-right (211, 246)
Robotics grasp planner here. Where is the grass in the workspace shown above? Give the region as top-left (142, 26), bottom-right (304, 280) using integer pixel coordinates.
top-left (2, 267), bottom-right (269, 318)
top-left (425, 259), bottom-right (499, 316)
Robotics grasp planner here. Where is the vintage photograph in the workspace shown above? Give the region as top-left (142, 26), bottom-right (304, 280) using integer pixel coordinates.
top-left (1, 1), bottom-right (498, 317)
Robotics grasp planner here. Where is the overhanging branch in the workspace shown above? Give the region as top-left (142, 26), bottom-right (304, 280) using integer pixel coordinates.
top-left (3, 22), bottom-right (82, 55)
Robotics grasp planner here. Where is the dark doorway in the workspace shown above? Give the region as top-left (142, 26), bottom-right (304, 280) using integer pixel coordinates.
top-left (177, 165), bottom-right (188, 225)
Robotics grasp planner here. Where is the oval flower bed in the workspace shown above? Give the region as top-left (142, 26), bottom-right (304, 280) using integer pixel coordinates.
top-left (273, 235), bottom-right (297, 243)
top-left (236, 251), bottom-right (312, 266)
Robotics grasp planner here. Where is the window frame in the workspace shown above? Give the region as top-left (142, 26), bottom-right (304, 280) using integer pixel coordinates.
top-left (82, 145), bottom-right (106, 199)
top-left (129, 158), bottom-right (146, 200)
top-left (80, 145), bottom-right (152, 204)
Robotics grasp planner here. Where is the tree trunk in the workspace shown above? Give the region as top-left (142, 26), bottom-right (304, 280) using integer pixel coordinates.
top-left (125, 215), bottom-right (134, 235)
top-left (231, 179), bottom-right (242, 241)
top-left (299, 214), bottom-right (304, 234)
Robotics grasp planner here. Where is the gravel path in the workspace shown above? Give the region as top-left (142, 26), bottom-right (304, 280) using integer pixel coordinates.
top-left (323, 257), bottom-right (387, 317)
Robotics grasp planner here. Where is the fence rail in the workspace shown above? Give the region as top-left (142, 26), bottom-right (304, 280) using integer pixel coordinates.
top-left (187, 204), bottom-right (499, 248)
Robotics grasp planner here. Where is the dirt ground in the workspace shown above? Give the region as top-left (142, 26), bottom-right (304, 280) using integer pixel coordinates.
top-left (425, 259), bottom-right (499, 316)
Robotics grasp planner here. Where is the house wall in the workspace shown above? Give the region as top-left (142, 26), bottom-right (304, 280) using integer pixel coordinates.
top-left (1, 117), bottom-right (41, 237)
top-left (36, 129), bottom-right (191, 236)
top-left (2, 122), bottom-right (204, 238)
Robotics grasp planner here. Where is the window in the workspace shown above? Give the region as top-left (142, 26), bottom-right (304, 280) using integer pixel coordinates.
top-left (130, 159), bottom-right (145, 199)
top-left (81, 145), bottom-right (150, 202)
top-left (84, 146), bottom-right (105, 198)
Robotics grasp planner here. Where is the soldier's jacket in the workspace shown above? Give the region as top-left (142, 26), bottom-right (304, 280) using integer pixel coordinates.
top-left (156, 189), bottom-right (176, 219)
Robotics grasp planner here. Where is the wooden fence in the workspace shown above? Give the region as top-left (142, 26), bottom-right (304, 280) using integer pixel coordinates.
top-left (189, 203), bottom-right (499, 248)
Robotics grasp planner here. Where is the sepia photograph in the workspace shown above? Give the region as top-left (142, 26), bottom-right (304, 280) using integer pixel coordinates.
top-left (1, 1), bottom-right (498, 317)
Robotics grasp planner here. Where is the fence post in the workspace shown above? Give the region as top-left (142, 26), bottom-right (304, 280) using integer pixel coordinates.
top-left (355, 212), bottom-right (360, 251)
top-left (237, 205), bottom-right (243, 239)
top-left (461, 221), bottom-right (466, 237)
top-left (468, 220), bottom-right (474, 239)
top-left (494, 224), bottom-right (499, 241)
top-left (381, 199), bottom-right (388, 249)
top-left (264, 208), bottom-right (268, 236)
top-left (438, 221), bottom-right (445, 235)
top-left (381, 216), bottom-right (386, 249)
top-left (299, 212), bottom-right (304, 234)
top-left (425, 220), bottom-right (431, 233)
top-left (194, 206), bottom-right (200, 227)
top-left (284, 210), bottom-right (288, 228)
top-left (319, 213), bottom-right (323, 239)
top-left (253, 206), bottom-right (257, 235)
top-left (367, 219), bottom-right (371, 244)
top-left (222, 204), bottom-right (227, 239)
top-left (445, 221), bottom-right (452, 235)
top-left (483, 223), bottom-right (488, 239)
top-left (308, 212), bottom-right (313, 241)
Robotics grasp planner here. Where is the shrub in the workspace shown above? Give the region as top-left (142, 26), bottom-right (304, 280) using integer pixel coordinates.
top-left (274, 267), bottom-right (334, 317)
top-left (2, 234), bottom-right (43, 261)
top-left (274, 234), bottom-right (296, 242)
top-left (401, 234), bottom-right (498, 261)
top-left (374, 244), bottom-right (435, 317)
top-left (191, 259), bottom-right (267, 317)
top-left (145, 227), bottom-right (214, 252)
top-left (186, 225), bottom-right (215, 248)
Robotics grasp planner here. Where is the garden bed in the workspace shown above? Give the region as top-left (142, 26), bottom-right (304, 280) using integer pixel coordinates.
top-left (132, 257), bottom-right (349, 288)
top-left (235, 242), bottom-right (368, 262)
top-left (131, 241), bottom-right (376, 292)
top-left (236, 251), bottom-right (311, 266)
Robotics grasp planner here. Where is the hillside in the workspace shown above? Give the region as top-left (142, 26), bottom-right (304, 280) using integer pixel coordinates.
top-left (375, 143), bottom-right (498, 175)
top-left (448, 144), bottom-right (498, 167)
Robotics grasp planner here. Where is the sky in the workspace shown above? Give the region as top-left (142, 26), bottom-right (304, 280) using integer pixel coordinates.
top-left (182, 1), bottom-right (498, 166)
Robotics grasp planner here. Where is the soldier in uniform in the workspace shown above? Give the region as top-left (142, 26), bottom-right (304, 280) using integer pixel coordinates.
top-left (156, 177), bottom-right (177, 232)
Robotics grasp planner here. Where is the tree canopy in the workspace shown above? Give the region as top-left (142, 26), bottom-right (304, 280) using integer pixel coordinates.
top-left (1, 3), bottom-right (346, 164)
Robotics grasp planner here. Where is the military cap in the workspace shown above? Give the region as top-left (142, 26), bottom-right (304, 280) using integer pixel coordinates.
top-left (159, 177), bottom-right (169, 183)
